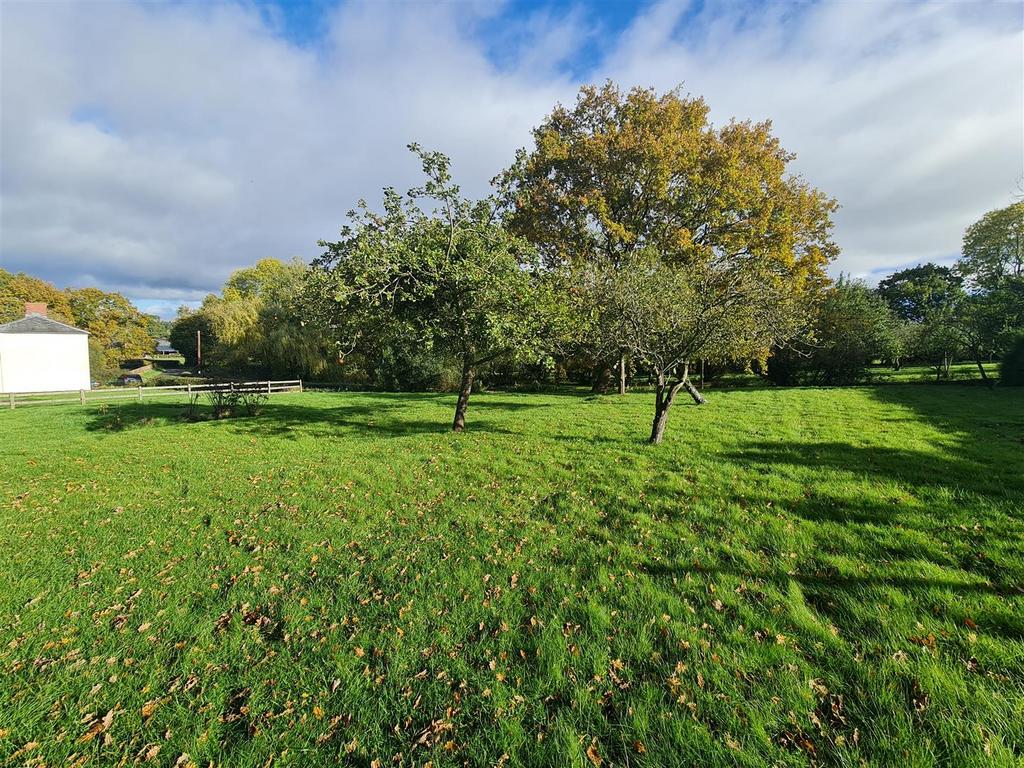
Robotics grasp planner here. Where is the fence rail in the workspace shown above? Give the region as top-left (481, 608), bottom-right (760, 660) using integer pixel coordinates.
top-left (4, 380), bottom-right (303, 410)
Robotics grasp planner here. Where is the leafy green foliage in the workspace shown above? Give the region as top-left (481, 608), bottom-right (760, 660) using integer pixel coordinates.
top-left (209, 258), bottom-right (331, 377)
top-left (66, 287), bottom-right (154, 370)
top-left (959, 201), bottom-right (1024, 291)
top-left (168, 259), bottom-right (332, 377)
top-left (877, 264), bottom-right (963, 324)
top-left (169, 310), bottom-right (217, 368)
top-left (1, 387), bottom-right (1021, 765)
top-left (769, 278), bottom-right (902, 385)
top-left (941, 204), bottom-right (1024, 377)
top-left (810, 280), bottom-right (903, 384)
top-left (0, 269), bottom-right (76, 324)
top-left (502, 83), bottom-right (838, 441)
top-left (311, 145), bottom-right (554, 430)
top-left (1000, 335), bottom-right (1024, 386)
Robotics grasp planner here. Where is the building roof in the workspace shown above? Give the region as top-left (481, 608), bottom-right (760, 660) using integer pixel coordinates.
top-left (0, 315), bottom-right (89, 335)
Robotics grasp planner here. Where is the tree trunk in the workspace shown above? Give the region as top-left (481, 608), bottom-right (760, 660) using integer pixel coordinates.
top-left (973, 351), bottom-right (993, 388)
top-left (618, 353), bottom-right (627, 395)
top-left (649, 373), bottom-right (687, 444)
top-left (591, 363), bottom-right (612, 393)
top-left (683, 376), bottom-right (707, 405)
top-left (649, 363), bottom-right (707, 444)
top-left (649, 374), bottom-right (672, 444)
top-left (452, 356), bottom-right (474, 432)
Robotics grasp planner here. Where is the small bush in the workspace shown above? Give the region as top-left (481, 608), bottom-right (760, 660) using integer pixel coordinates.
top-left (1001, 336), bottom-right (1024, 386)
top-left (203, 385), bottom-right (269, 418)
top-left (236, 390), bottom-right (268, 416)
top-left (182, 393), bottom-right (203, 422)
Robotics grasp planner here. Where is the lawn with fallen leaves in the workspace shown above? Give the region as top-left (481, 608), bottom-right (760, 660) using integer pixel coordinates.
top-left (1, 386), bottom-right (1022, 767)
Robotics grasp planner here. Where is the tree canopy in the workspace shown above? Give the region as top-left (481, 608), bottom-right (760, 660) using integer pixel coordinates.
top-left (0, 269), bottom-right (75, 324)
top-left (168, 258), bottom-right (331, 377)
top-left (66, 287), bottom-right (153, 369)
top-left (311, 145), bottom-right (553, 431)
top-left (960, 201), bottom-right (1023, 290)
top-left (877, 264), bottom-right (963, 324)
top-left (502, 83), bottom-right (838, 442)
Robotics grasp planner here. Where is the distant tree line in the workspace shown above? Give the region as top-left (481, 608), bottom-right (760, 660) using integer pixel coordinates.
top-left (767, 225), bottom-right (1024, 388)
top-left (8, 83), bottom-right (1022, 440)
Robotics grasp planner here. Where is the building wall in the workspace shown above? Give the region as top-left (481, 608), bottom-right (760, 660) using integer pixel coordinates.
top-left (0, 334), bottom-right (92, 393)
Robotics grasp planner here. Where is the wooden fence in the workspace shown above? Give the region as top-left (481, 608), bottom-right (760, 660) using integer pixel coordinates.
top-left (4, 380), bottom-right (303, 410)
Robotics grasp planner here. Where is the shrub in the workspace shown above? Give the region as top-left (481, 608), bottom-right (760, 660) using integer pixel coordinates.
top-left (206, 388), bottom-right (234, 419)
top-left (202, 385), bottom-right (269, 418)
top-left (1001, 336), bottom-right (1024, 386)
top-left (236, 390), bottom-right (268, 416)
top-left (183, 393), bottom-right (203, 422)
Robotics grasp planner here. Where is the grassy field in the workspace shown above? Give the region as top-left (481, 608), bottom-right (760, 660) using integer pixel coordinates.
top-left (1, 386), bottom-right (1022, 767)
top-left (865, 363), bottom-right (998, 385)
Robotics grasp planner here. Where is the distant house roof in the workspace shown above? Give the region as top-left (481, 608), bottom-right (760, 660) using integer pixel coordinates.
top-left (0, 315), bottom-right (89, 335)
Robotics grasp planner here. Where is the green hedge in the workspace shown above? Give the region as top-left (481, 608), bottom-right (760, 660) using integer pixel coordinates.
top-left (1000, 336), bottom-right (1024, 386)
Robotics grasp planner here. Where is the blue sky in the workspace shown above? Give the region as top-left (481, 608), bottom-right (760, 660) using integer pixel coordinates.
top-left (1, 0), bottom-right (1020, 318)
top-left (256, 0), bottom-right (648, 55)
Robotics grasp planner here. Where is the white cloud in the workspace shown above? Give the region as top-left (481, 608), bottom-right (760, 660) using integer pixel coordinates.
top-left (602, 1), bottom-right (1022, 277)
top-left (1, 0), bottom-right (1020, 315)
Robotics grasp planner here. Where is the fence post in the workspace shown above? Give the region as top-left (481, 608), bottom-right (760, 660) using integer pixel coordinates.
top-left (267, 380), bottom-right (272, 395)
top-left (8, 393), bottom-right (14, 410)
top-left (80, 389), bottom-right (85, 405)
top-left (187, 381), bottom-right (192, 397)
top-left (138, 386), bottom-right (144, 402)
top-left (298, 379), bottom-right (303, 393)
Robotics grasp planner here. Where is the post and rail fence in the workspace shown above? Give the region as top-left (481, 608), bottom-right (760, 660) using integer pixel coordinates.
top-left (4, 380), bottom-right (303, 410)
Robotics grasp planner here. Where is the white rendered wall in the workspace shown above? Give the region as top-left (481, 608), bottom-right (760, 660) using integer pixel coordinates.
top-left (0, 334), bottom-right (92, 393)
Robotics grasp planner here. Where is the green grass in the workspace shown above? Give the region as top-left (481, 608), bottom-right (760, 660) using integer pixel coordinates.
top-left (865, 362), bottom-right (998, 385)
top-left (1, 386), bottom-right (1022, 766)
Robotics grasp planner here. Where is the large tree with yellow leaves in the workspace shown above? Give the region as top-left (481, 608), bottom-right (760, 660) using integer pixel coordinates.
top-left (502, 83), bottom-right (839, 442)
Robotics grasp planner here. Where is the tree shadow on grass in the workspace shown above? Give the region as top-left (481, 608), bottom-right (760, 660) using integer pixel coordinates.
top-left (466, 398), bottom-right (553, 411)
top-left (721, 384), bottom-right (1024, 507)
top-left (709, 436), bottom-right (1023, 591)
top-left (724, 441), bottom-right (1023, 504)
top-left (82, 396), bottom-right (520, 440)
top-left (638, 559), bottom-right (1021, 600)
top-left (540, 385), bottom-right (1024, 646)
top-left (226, 411), bottom-right (518, 440)
top-left (83, 401), bottom-right (188, 432)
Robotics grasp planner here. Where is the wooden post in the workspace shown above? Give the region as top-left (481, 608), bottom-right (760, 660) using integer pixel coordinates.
top-left (267, 381), bottom-right (272, 395)
top-left (298, 379), bottom-right (303, 393)
top-left (187, 381), bottom-right (192, 396)
top-left (138, 386), bottom-right (144, 402)
top-left (79, 389), bottom-right (85, 405)
top-left (8, 393), bottom-right (14, 410)
top-left (700, 359), bottom-right (705, 389)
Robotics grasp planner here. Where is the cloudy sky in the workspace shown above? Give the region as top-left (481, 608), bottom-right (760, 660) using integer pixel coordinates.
top-left (1, 0), bottom-right (1021, 318)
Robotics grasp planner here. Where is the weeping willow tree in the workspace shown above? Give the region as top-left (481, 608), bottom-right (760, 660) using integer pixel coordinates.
top-left (175, 258), bottom-right (331, 377)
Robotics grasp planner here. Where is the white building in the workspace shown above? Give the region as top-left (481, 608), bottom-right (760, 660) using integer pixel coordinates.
top-left (0, 303), bottom-right (91, 394)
